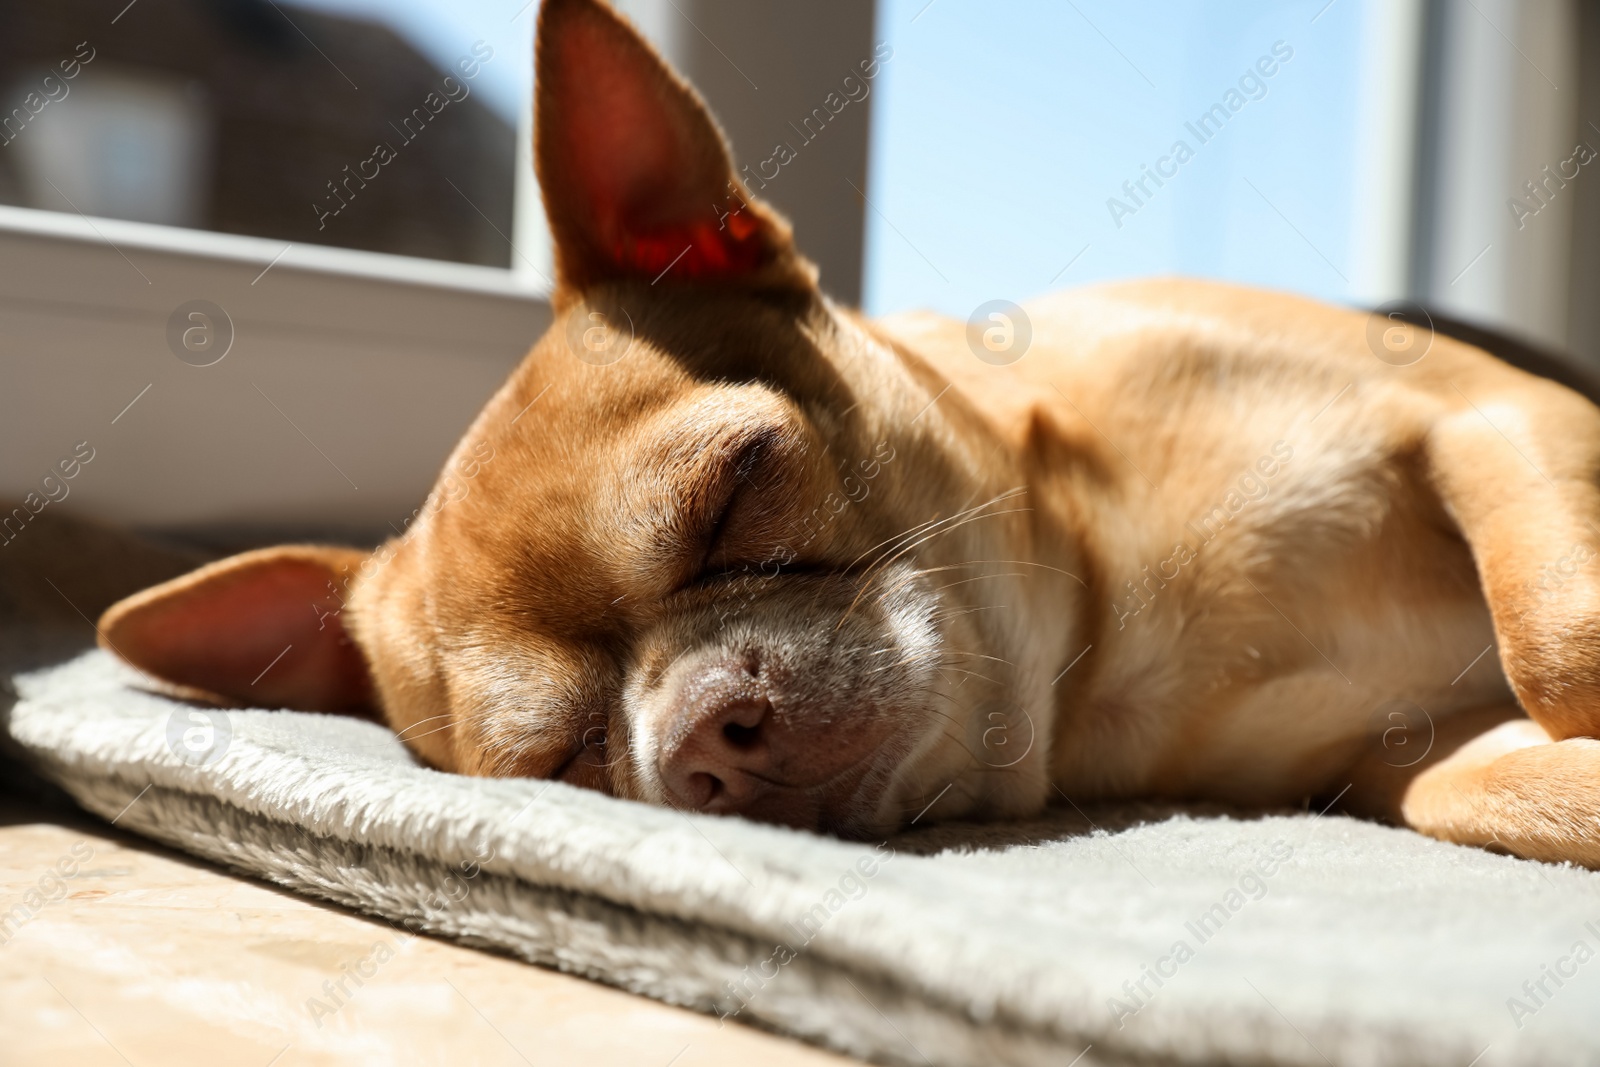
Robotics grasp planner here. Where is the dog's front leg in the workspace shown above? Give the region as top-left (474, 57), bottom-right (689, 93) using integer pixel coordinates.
top-left (1341, 705), bottom-right (1600, 867)
top-left (1425, 380), bottom-right (1600, 742)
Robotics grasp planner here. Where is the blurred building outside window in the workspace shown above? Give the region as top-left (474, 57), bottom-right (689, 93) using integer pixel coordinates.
top-left (0, 0), bottom-right (525, 271)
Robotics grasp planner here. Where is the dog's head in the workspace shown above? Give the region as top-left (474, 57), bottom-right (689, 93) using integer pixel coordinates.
top-left (99, 0), bottom-right (1056, 836)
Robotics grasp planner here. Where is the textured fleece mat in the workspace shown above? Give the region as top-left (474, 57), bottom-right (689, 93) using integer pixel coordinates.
top-left (8, 648), bottom-right (1600, 1067)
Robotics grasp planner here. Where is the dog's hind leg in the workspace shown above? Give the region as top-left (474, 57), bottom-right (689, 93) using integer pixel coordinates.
top-left (1341, 705), bottom-right (1600, 867)
top-left (1424, 376), bottom-right (1600, 740)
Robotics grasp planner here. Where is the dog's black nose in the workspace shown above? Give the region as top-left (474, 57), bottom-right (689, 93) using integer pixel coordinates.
top-left (659, 653), bottom-right (782, 814)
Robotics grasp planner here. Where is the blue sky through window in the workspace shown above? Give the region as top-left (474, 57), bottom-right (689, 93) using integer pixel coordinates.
top-left (863, 0), bottom-right (1368, 318)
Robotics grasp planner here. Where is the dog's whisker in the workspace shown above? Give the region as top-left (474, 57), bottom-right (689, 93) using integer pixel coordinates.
top-left (834, 504), bottom-right (1035, 633)
top-left (850, 506), bottom-right (1033, 598)
top-left (846, 487), bottom-right (1027, 574)
top-left (397, 722), bottom-right (456, 746)
top-left (938, 648), bottom-right (1016, 667)
top-left (395, 714), bottom-right (454, 741)
top-left (932, 664), bottom-right (1004, 687)
top-left (931, 572), bottom-right (1027, 593)
top-left (858, 501), bottom-right (1032, 584)
top-left (930, 603), bottom-right (1010, 623)
top-left (850, 491), bottom-right (1030, 591)
top-left (942, 558), bottom-right (1091, 587)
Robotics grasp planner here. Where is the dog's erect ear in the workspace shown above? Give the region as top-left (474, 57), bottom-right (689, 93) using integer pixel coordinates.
top-left (535, 0), bottom-right (811, 291)
top-left (97, 546), bottom-right (373, 713)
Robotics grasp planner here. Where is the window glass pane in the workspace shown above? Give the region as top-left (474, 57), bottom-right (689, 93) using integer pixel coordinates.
top-left (0, 0), bottom-right (532, 268)
top-left (864, 0), bottom-right (1369, 317)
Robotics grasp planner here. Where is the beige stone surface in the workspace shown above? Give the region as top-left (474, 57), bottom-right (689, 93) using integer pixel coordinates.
top-left (0, 799), bottom-right (854, 1067)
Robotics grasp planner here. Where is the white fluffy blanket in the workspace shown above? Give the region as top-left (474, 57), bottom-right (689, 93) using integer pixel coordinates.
top-left (8, 649), bottom-right (1600, 1066)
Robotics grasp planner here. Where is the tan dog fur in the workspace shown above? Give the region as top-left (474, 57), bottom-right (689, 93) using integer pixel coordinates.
top-left (101, 0), bottom-right (1600, 862)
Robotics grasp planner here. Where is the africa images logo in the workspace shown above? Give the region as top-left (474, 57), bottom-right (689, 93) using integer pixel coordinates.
top-left (165, 707), bottom-right (233, 766)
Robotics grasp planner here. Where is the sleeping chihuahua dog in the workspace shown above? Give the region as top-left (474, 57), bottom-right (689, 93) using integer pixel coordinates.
top-left (101, 0), bottom-right (1600, 865)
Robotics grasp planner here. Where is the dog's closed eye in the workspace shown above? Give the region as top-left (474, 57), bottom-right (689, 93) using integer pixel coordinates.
top-left (610, 387), bottom-right (822, 597)
top-left (696, 428), bottom-right (789, 579)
